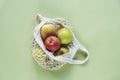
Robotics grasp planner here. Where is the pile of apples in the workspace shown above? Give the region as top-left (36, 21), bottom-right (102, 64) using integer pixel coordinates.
top-left (40, 23), bottom-right (73, 56)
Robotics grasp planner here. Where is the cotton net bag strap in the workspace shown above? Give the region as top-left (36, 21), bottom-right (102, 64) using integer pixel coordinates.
top-left (33, 14), bottom-right (90, 65)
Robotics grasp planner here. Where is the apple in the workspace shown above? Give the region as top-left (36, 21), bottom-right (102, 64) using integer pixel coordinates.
top-left (54, 47), bottom-right (69, 56)
top-left (44, 36), bottom-right (60, 52)
top-left (40, 23), bottom-right (56, 40)
top-left (57, 28), bottom-right (73, 44)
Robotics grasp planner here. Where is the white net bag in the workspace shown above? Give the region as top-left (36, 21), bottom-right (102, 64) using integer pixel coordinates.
top-left (32, 14), bottom-right (90, 70)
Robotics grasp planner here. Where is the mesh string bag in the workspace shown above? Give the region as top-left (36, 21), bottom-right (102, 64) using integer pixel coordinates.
top-left (32, 14), bottom-right (90, 70)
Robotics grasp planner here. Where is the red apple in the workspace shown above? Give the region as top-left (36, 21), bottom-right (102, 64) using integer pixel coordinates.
top-left (44, 36), bottom-right (60, 52)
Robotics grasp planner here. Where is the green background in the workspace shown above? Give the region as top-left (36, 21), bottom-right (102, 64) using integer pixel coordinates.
top-left (0, 0), bottom-right (120, 80)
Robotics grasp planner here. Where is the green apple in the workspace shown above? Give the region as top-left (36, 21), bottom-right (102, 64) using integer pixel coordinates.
top-left (57, 28), bottom-right (73, 44)
top-left (40, 23), bottom-right (56, 40)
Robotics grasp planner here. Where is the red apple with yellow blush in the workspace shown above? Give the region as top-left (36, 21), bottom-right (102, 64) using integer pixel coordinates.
top-left (40, 23), bottom-right (56, 40)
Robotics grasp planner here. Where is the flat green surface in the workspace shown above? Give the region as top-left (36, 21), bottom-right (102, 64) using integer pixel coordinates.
top-left (0, 0), bottom-right (120, 80)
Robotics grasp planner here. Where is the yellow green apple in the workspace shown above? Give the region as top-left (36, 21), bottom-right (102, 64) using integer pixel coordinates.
top-left (57, 28), bottom-right (73, 44)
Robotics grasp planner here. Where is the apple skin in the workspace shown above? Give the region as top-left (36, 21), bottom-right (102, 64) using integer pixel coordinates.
top-left (57, 28), bottom-right (73, 44)
top-left (40, 23), bottom-right (56, 40)
top-left (44, 36), bottom-right (60, 52)
top-left (54, 47), bottom-right (69, 56)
